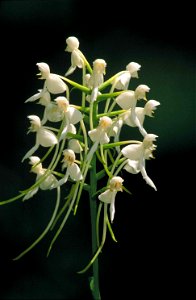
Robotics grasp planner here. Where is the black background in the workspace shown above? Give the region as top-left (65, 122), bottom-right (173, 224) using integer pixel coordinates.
top-left (0, 1), bottom-right (195, 299)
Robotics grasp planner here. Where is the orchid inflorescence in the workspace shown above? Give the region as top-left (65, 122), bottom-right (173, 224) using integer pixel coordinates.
top-left (1, 36), bottom-right (160, 276)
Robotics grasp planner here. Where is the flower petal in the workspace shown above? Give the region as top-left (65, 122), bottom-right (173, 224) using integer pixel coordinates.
top-left (124, 159), bottom-right (140, 174)
top-left (46, 74), bottom-right (67, 94)
top-left (115, 91), bottom-right (136, 110)
top-left (98, 189), bottom-right (114, 204)
top-left (37, 128), bottom-right (58, 147)
top-left (121, 144), bottom-right (142, 160)
top-left (65, 107), bottom-right (83, 124)
top-left (40, 174), bottom-right (58, 190)
top-left (68, 163), bottom-right (83, 181)
top-left (23, 187), bottom-right (39, 200)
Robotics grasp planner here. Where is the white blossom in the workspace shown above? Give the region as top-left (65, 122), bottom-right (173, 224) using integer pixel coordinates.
top-left (88, 59), bottom-right (107, 101)
top-left (37, 62), bottom-right (67, 94)
top-left (65, 36), bottom-right (84, 76)
top-left (126, 62), bottom-right (141, 78)
top-left (55, 96), bottom-right (83, 124)
top-left (135, 84), bottom-right (150, 100)
top-left (88, 116), bottom-right (112, 145)
top-left (115, 91), bottom-right (147, 136)
top-left (23, 156), bottom-right (58, 200)
top-left (98, 176), bottom-right (124, 222)
top-left (54, 96), bottom-right (83, 140)
top-left (25, 89), bottom-right (64, 124)
top-left (143, 100), bottom-right (160, 117)
top-left (22, 115), bottom-right (58, 162)
top-left (113, 62), bottom-right (141, 90)
top-left (115, 90), bottom-right (136, 110)
top-left (52, 149), bottom-right (83, 188)
top-left (122, 99), bottom-right (161, 127)
top-left (121, 134), bottom-right (158, 190)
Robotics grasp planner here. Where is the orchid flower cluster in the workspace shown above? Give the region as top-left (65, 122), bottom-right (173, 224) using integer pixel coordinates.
top-left (1, 36), bottom-right (160, 298)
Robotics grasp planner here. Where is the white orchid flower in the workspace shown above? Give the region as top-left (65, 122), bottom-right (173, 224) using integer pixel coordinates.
top-left (52, 149), bottom-right (83, 188)
top-left (37, 62), bottom-right (67, 94)
top-left (88, 59), bottom-right (107, 102)
top-left (54, 96), bottom-right (83, 140)
top-left (87, 116), bottom-right (112, 161)
top-left (115, 90), bottom-right (147, 136)
top-left (113, 62), bottom-right (141, 90)
top-left (98, 176), bottom-right (124, 222)
top-left (25, 89), bottom-right (64, 125)
top-left (55, 96), bottom-right (83, 124)
top-left (88, 116), bottom-right (112, 145)
top-left (121, 134), bottom-right (158, 190)
top-left (143, 100), bottom-right (160, 117)
top-left (65, 36), bottom-right (84, 76)
top-left (123, 99), bottom-right (161, 127)
top-left (22, 115), bottom-right (58, 162)
top-left (23, 156), bottom-right (58, 200)
top-left (135, 84), bottom-right (150, 100)
top-left (126, 62), bottom-right (141, 78)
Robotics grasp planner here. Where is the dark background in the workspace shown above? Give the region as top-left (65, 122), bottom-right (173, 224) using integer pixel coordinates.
top-left (0, 1), bottom-right (195, 299)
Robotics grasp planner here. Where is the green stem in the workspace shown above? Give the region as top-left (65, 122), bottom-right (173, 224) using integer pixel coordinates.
top-left (13, 186), bottom-right (61, 260)
top-left (89, 153), bottom-right (101, 300)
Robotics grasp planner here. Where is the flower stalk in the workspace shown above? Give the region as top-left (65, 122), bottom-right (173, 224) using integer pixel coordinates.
top-left (89, 153), bottom-right (101, 299)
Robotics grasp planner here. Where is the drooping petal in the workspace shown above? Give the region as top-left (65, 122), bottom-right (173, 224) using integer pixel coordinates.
top-left (25, 91), bottom-right (42, 103)
top-left (113, 72), bottom-right (131, 90)
top-left (115, 91), bottom-right (136, 110)
top-left (88, 128), bottom-right (99, 142)
top-left (68, 163), bottom-right (83, 181)
top-left (51, 170), bottom-right (69, 189)
top-left (60, 123), bottom-right (77, 141)
top-left (124, 107), bottom-right (145, 127)
top-left (98, 190), bottom-right (117, 222)
top-left (124, 159), bottom-right (140, 174)
top-left (65, 65), bottom-right (76, 77)
top-left (44, 103), bottom-right (64, 123)
top-left (37, 128), bottom-right (58, 147)
top-left (22, 143), bottom-right (39, 162)
top-left (29, 156), bottom-right (42, 174)
top-left (68, 139), bottom-right (83, 153)
top-left (99, 131), bottom-right (110, 145)
top-left (129, 108), bottom-right (147, 137)
top-left (38, 90), bottom-right (51, 106)
top-left (71, 50), bottom-right (84, 68)
top-left (98, 189), bottom-right (114, 204)
top-left (140, 158), bottom-right (157, 191)
top-left (121, 144), bottom-right (143, 161)
top-left (46, 74), bottom-right (67, 94)
top-left (23, 187), bottom-right (39, 200)
top-left (88, 128), bottom-right (110, 144)
top-left (65, 107), bottom-right (83, 124)
top-left (109, 118), bottom-right (123, 137)
top-left (109, 195), bottom-right (116, 223)
top-left (39, 173), bottom-right (58, 190)
top-left (126, 62), bottom-right (141, 78)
